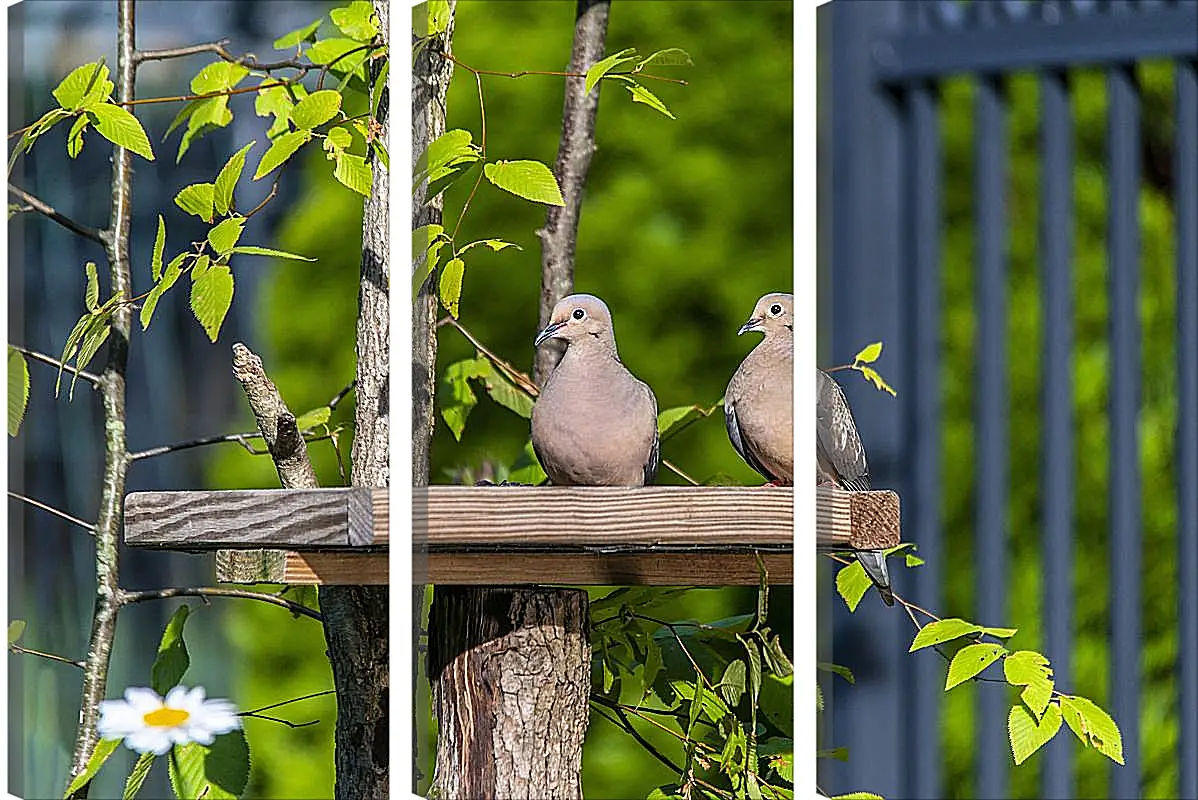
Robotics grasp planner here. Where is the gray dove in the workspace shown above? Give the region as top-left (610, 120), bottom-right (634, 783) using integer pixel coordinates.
top-left (725, 293), bottom-right (794, 485)
top-left (531, 294), bottom-right (660, 486)
top-left (817, 368), bottom-right (894, 606)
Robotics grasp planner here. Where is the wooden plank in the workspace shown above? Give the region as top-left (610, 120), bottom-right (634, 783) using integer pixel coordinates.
top-left (124, 488), bottom-right (387, 549)
top-left (815, 487), bottom-right (900, 551)
top-left (421, 552), bottom-right (792, 586)
top-left (415, 486), bottom-right (794, 546)
top-left (214, 551), bottom-right (388, 585)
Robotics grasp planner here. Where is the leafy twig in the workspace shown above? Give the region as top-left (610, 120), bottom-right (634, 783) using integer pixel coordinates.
top-left (8, 344), bottom-right (101, 386)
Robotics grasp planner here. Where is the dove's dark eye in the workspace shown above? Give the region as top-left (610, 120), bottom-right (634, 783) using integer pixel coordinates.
top-left (572, 309), bottom-right (586, 320)
top-left (769, 303), bottom-right (783, 316)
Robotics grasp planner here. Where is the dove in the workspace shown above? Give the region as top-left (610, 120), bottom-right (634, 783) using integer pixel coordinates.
top-left (531, 294), bottom-right (660, 486)
top-left (818, 367), bottom-right (894, 606)
top-left (725, 293), bottom-right (795, 485)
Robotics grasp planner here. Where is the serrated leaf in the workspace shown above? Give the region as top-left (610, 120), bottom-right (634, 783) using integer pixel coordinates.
top-left (427, 0), bottom-right (451, 35)
top-left (307, 38), bottom-right (368, 80)
top-left (324, 125), bottom-right (353, 155)
top-left (1009, 701), bottom-right (1062, 765)
top-left (70, 317), bottom-right (111, 400)
top-left (190, 62), bottom-right (249, 95)
top-left (207, 217), bottom-right (246, 255)
top-left (67, 114), bottom-right (89, 158)
top-left (484, 160), bottom-right (564, 206)
top-left (151, 215), bottom-right (166, 281)
top-left (482, 364), bottom-right (534, 419)
top-left (439, 357), bottom-right (489, 440)
top-left (191, 254), bottom-right (211, 280)
top-left (164, 99), bottom-right (201, 139)
top-left (626, 81), bottom-right (675, 119)
top-left (854, 341), bottom-right (883, 364)
top-left (254, 85), bottom-right (294, 136)
top-left (413, 224), bottom-right (444, 262)
top-left (87, 103), bottom-right (155, 161)
top-left (946, 643), bottom-right (1007, 690)
top-left (214, 141), bottom-right (255, 216)
top-left (1059, 695), bottom-right (1123, 764)
top-left (190, 265), bottom-right (234, 342)
top-left (254, 130), bottom-right (310, 180)
top-left (150, 605), bottom-right (190, 694)
top-left (634, 48), bottom-right (694, 71)
top-left (7, 619), bottom-right (27, 644)
top-left (294, 406), bottom-right (332, 430)
top-left (331, 1), bottom-right (378, 41)
top-left (53, 61), bottom-right (111, 110)
top-left (122, 751), bottom-right (155, 800)
top-left (7, 348), bottom-right (29, 438)
top-left (168, 731), bottom-right (250, 800)
top-left (140, 253), bottom-right (187, 330)
top-left (909, 618), bottom-right (983, 652)
top-left (273, 17), bottom-right (323, 49)
top-left (457, 238), bottom-right (520, 255)
top-left (816, 662), bottom-right (855, 684)
top-left (64, 737), bottom-right (122, 797)
top-left (333, 152), bottom-right (372, 196)
top-left (174, 183), bottom-right (216, 222)
top-left (585, 48), bottom-right (637, 95)
top-left (228, 246), bottom-right (315, 261)
top-left (439, 257), bottom-right (465, 319)
top-left (1003, 650), bottom-right (1052, 688)
top-left (292, 89), bottom-right (342, 129)
top-left (981, 625), bottom-right (1018, 639)
top-left (835, 560), bottom-right (872, 612)
top-left (415, 129), bottom-right (481, 188)
top-left (656, 404), bottom-right (712, 437)
top-left (175, 99), bottom-right (232, 163)
top-left (858, 365), bottom-right (898, 397)
top-left (85, 261), bottom-right (100, 312)
top-left (719, 659), bottom-right (746, 707)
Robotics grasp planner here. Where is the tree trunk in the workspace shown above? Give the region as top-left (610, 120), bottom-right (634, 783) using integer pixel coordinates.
top-left (318, 2), bottom-right (390, 796)
top-left (426, 4), bottom-right (609, 798)
top-left (429, 588), bottom-right (590, 800)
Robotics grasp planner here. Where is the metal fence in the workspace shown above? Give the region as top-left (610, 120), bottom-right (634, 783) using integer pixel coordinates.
top-left (819, 1), bottom-right (1197, 798)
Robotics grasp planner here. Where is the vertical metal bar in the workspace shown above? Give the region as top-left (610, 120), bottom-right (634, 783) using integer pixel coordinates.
top-left (1107, 62), bottom-right (1142, 799)
top-left (1039, 67), bottom-right (1076, 800)
top-left (1175, 57), bottom-right (1198, 800)
top-left (905, 80), bottom-right (943, 800)
top-left (974, 72), bottom-right (1009, 800)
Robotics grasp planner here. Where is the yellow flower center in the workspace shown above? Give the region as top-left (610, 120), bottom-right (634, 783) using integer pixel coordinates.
top-left (143, 707), bottom-right (190, 727)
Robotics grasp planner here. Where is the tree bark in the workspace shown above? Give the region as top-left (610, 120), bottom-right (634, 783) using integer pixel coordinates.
top-left (319, 2), bottom-right (391, 797)
top-left (428, 4), bottom-right (608, 798)
top-left (429, 588), bottom-right (590, 800)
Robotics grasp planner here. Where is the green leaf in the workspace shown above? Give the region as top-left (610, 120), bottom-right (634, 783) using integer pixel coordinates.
top-left (87, 103), bottom-right (155, 161)
top-left (768, 749), bottom-right (795, 782)
top-left (53, 61), bottom-right (111, 110)
top-left (858, 364), bottom-right (898, 396)
top-left (457, 238), bottom-right (520, 255)
top-left (484, 160), bottom-right (564, 206)
top-left (625, 81), bottom-right (676, 119)
top-left (294, 406), bottom-right (332, 430)
top-left (439, 257), bottom-right (465, 318)
top-left (292, 89), bottom-right (342, 129)
top-left (174, 183), bottom-right (216, 222)
top-left (834, 560), bottom-right (871, 612)
top-left (585, 48), bottom-right (637, 95)
top-left (254, 130), bottom-right (310, 180)
top-left (140, 253), bottom-right (187, 330)
top-left (333, 152), bottom-right (372, 196)
top-left (164, 99), bottom-right (202, 139)
top-left (1059, 695), bottom-right (1124, 764)
top-left (69, 316), bottom-right (112, 400)
top-left (687, 675), bottom-right (704, 734)
top-left (63, 737), bottom-right (121, 798)
top-left (946, 643), bottom-right (1007, 690)
top-left (85, 261), bottom-right (100, 312)
top-left (67, 114), bottom-right (89, 158)
top-left (190, 62), bottom-right (249, 95)
top-left (828, 793), bottom-right (884, 800)
top-left (506, 439), bottom-right (547, 485)
top-left (306, 38), bottom-right (368, 80)
top-left (427, 0), bottom-right (452, 35)
top-left (6, 347), bottom-right (29, 437)
top-left (191, 254), bottom-right (211, 279)
top-left (415, 128), bottom-right (481, 188)
top-left (634, 48), bottom-right (694, 71)
top-left (228, 245), bottom-right (316, 261)
top-left (254, 85), bottom-right (295, 137)
top-left (122, 751), bottom-right (155, 800)
top-left (324, 125), bottom-right (353, 155)
top-left (816, 662), bottom-right (855, 684)
top-left (981, 625), bottom-right (1018, 639)
top-left (207, 217), bottom-right (247, 256)
top-left (656, 404), bottom-right (714, 437)
top-left (719, 659), bottom-right (747, 707)
top-left (174, 97), bottom-right (234, 163)
top-left (1009, 701), bottom-right (1062, 765)
top-left (331, 1), bottom-right (378, 41)
top-left (413, 224), bottom-right (445, 262)
top-left (150, 605), bottom-right (191, 694)
top-left (909, 618), bottom-right (983, 652)
top-left (854, 341), bottom-right (883, 364)
top-left (816, 747), bottom-right (849, 762)
top-left (168, 731), bottom-right (250, 800)
top-left (1003, 650), bottom-right (1052, 689)
top-left (641, 639), bottom-right (663, 696)
top-left (273, 17), bottom-right (323, 49)
top-left (439, 357), bottom-right (489, 440)
top-left (190, 265), bottom-right (235, 342)
top-left (150, 215), bottom-right (166, 281)
top-left (214, 141), bottom-right (255, 216)
top-left (481, 364), bottom-right (534, 419)
top-left (8, 619), bottom-right (27, 644)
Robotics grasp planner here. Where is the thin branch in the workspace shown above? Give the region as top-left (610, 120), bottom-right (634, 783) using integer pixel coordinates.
top-left (127, 430), bottom-right (264, 462)
top-left (135, 39), bottom-right (310, 72)
top-left (7, 491), bottom-right (96, 533)
top-left (663, 458), bottom-right (700, 486)
top-left (240, 689), bottom-right (336, 716)
top-left (118, 79), bottom-right (295, 107)
top-left (327, 379), bottom-right (355, 410)
top-left (8, 344), bottom-right (101, 386)
top-left (440, 316), bottom-right (540, 396)
top-left (440, 50), bottom-right (688, 87)
top-left (119, 587), bottom-right (323, 622)
top-left (242, 175), bottom-right (280, 220)
top-left (9, 643), bottom-right (85, 669)
top-left (449, 70), bottom-right (487, 244)
top-left (591, 701), bottom-right (682, 773)
top-left (239, 712), bottom-right (320, 729)
top-left (7, 183), bottom-right (105, 245)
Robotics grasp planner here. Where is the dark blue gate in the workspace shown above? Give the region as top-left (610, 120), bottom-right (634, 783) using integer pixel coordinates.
top-left (819, 2), bottom-right (1197, 798)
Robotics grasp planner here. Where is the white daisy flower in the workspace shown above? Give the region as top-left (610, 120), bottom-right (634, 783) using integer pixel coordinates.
top-left (98, 686), bottom-right (241, 755)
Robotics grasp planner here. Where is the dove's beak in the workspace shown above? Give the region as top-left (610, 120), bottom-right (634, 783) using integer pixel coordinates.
top-left (534, 320), bottom-right (567, 348)
top-left (738, 317), bottom-right (763, 336)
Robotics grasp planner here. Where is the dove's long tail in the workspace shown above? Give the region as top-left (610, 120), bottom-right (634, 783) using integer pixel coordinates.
top-left (857, 550), bottom-right (894, 606)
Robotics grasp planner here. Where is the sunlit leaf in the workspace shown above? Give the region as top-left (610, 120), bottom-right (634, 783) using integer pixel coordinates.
top-left (174, 183), bottom-right (216, 222)
top-left (168, 731), bottom-right (250, 800)
top-left (945, 643), bottom-right (1007, 690)
top-left (626, 81), bottom-right (675, 119)
top-left (8, 348), bottom-right (29, 437)
top-left (254, 130), bottom-right (310, 180)
top-left (834, 560), bottom-right (871, 612)
top-left (228, 245), bottom-right (315, 261)
top-left (853, 341), bottom-right (883, 364)
top-left (1009, 701), bottom-right (1062, 765)
top-left (190, 265), bottom-right (234, 342)
top-left (291, 90), bottom-right (342, 129)
top-left (53, 61), bottom-right (111, 110)
top-left (150, 605), bottom-right (190, 694)
top-left (273, 18), bottom-right (323, 49)
top-left (214, 141), bottom-right (255, 216)
top-left (330, 1), bottom-right (378, 41)
top-left (87, 103), bottom-right (155, 161)
top-left (333, 152), bottom-right (372, 196)
top-left (483, 160), bottom-right (564, 206)
top-left (909, 618), bottom-right (983, 652)
top-left (634, 48), bottom-right (694, 71)
top-left (190, 62), bottom-right (249, 95)
top-left (63, 737), bottom-right (121, 797)
top-left (206, 217), bottom-right (246, 256)
top-left (584, 48), bottom-right (637, 95)
top-left (438, 257), bottom-right (465, 319)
